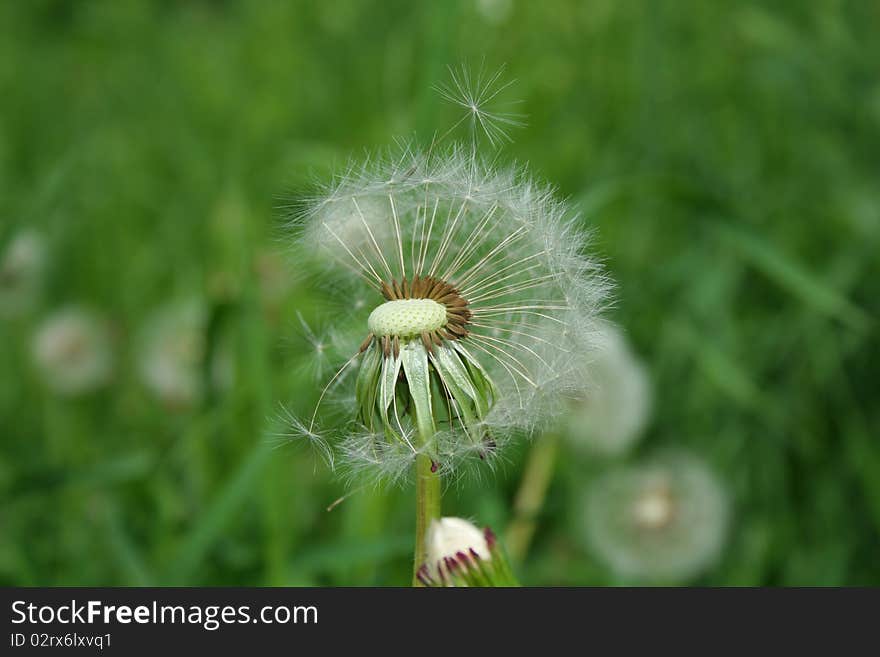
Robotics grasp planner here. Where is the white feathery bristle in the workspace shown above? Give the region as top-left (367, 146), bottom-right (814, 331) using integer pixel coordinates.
top-left (337, 432), bottom-right (418, 488)
top-left (434, 63), bottom-right (525, 147)
top-left (273, 404), bottom-right (336, 470)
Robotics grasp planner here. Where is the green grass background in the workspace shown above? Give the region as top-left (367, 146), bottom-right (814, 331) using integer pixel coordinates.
top-left (1, 0), bottom-right (877, 586)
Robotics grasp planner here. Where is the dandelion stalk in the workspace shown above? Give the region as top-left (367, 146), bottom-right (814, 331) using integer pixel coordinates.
top-left (505, 432), bottom-right (559, 563)
top-left (413, 452), bottom-right (441, 585)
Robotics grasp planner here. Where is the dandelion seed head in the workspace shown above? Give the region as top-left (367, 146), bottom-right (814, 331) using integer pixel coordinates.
top-left (32, 306), bottom-right (114, 396)
top-left (285, 71), bottom-right (609, 485)
top-left (582, 452), bottom-right (730, 582)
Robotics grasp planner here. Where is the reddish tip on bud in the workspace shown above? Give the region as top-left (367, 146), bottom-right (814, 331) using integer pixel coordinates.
top-left (456, 550), bottom-right (472, 567)
top-left (416, 565), bottom-right (434, 587)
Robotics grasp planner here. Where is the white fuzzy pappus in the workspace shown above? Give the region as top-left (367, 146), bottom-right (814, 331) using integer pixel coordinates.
top-left (581, 452), bottom-right (730, 582)
top-left (287, 142), bottom-right (609, 485)
top-left (562, 321), bottom-right (652, 456)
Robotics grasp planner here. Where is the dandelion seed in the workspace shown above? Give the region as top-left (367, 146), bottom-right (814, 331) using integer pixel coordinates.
top-left (434, 63), bottom-right (526, 147)
top-left (562, 321), bottom-right (652, 456)
top-left (0, 230), bottom-right (47, 319)
top-left (31, 306), bottom-right (114, 396)
top-left (582, 452), bottom-right (730, 582)
top-left (272, 404), bottom-right (335, 470)
top-left (290, 311), bottom-right (360, 385)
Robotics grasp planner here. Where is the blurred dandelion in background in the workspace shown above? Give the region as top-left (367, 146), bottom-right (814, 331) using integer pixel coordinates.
top-left (475, 0), bottom-right (514, 25)
top-left (562, 321), bottom-right (652, 457)
top-left (137, 300), bottom-right (233, 410)
top-left (253, 249), bottom-right (295, 325)
top-left (31, 306), bottom-right (114, 396)
top-left (582, 452), bottom-right (730, 582)
top-left (0, 230), bottom-right (47, 319)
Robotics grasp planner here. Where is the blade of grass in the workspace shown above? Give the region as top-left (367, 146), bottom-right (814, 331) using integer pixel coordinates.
top-left (715, 222), bottom-right (871, 330)
top-left (165, 441), bottom-right (274, 584)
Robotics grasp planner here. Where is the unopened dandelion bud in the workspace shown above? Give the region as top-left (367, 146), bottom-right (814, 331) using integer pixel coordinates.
top-left (418, 517), bottom-right (518, 587)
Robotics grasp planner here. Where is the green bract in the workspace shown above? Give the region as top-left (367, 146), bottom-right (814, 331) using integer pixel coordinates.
top-left (356, 340), bottom-right (497, 464)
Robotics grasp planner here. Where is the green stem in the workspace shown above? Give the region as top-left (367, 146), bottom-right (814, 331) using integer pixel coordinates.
top-left (505, 433), bottom-right (560, 564)
top-left (413, 450), bottom-right (441, 586)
